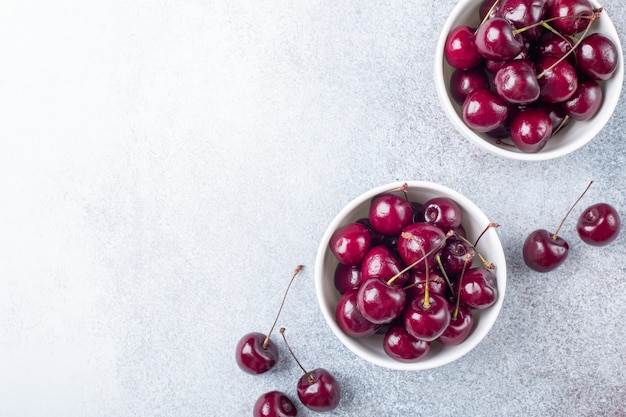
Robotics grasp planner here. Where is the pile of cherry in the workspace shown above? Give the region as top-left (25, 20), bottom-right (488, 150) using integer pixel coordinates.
top-left (329, 186), bottom-right (499, 363)
top-left (444, 0), bottom-right (619, 153)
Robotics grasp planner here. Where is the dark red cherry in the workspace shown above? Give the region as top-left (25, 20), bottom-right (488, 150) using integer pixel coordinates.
top-left (438, 304), bottom-right (474, 346)
top-left (577, 203), bottom-right (621, 246)
top-left (335, 288), bottom-right (380, 338)
top-left (439, 238), bottom-right (475, 276)
top-left (509, 107), bottom-right (553, 153)
top-left (532, 102), bottom-right (568, 133)
top-left (444, 25), bottom-right (484, 70)
top-left (496, 0), bottom-right (547, 41)
top-left (397, 222), bottom-right (447, 272)
top-left (523, 229), bottom-right (569, 272)
top-left (356, 277), bottom-right (406, 324)
top-left (369, 193), bottom-right (413, 236)
top-left (403, 293), bottom-right (451, 342)
top-left (361, 245), bottom-right (409, 287)
top-left (253, 391), bottom-right (298, 417)
top-left (536, 55), bottom-right (578, 103)
top-left (494, 59), bottom-right (540, 105)
top-left (575, 33), bottom-right (619, 80)
top-left (297, 368), bottom-right (341, 412)
top-left (474, 17), bottom-right (524, 61)
top-left (329, 222), bottom-right (371, 266)
top-left (405, 270), bottom-right (449, 301)
top-left (562, 77), bottom-right (602, 121)
top-left (235, 332), bottom-right (279, 374)
top-left (455, 267), bottom-right (498, 310)
top-left (383, 321), bottom-right (431, 362)
top-left (533, 32), bottom-right (574, 61)
top-left (462, 89), bottom-right (510, 133)
top-left (333, 263), bottom-right (362, 295)
top-left (422, 197), bottom-right (463, 232)
top-left (450, 67), bottom-right (491, 104)
top-left (479, 0), bottom-right (500, 20)
top-left (546, 0), bottom-right (594, 36)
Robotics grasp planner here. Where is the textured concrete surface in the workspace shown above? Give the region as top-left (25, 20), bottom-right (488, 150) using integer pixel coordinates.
top-left (1, 1), bottom-right (625, 416)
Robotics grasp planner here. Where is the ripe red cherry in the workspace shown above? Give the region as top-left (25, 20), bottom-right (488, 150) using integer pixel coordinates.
top-left (253, 391), bottom-right (298, 417)
top-left (438, 304), bottom-right (474, 346)
top-left (455, 267), bottom-right (498, 310)
top-left (450, 67), bottom-right (490, 104)
top-left (494, 60), bottom-right (540, 105)
top-left (438, 238), bottom-right (475, 276)
top-left (509, 108), bottom-right (553, 153)
top-left (462, 89), bottom-right (510, 133)
top-left (577, 203), bottom-right (621, 246)
top-left (336, 288), bottom-right (381, 338)
top-left (397, 222), bottom-right (447, 272)
top-left (562, 78), bottom-right (602, 121)
top-left (422, 197), bottom-right (463, 232)
top-left (333, 263), bottom-right (362, 295)
top-left (575, 33), bottom-right (619, 80)
top-left (546, 0), bottom-right (594, 36)
top-left (329, 222), bottom-right (371, 266)
top-left (403, 293), bottom-right (451, 342)
top-left (280, 328), bottom-right (341, 412)
top-left (235, 265), bottom-right (303, 374)
top-left (383, 321), bottom-right (431, 362)
top-left (361, 245), bottom-right (410, 287)
top-left (369, 193), bottom-right (414, 236)
top-left (444, 25), bottom-right (484, 70)
top-left (356, 277), bottom-right (406, 324)
top-left (524, 181), bottom-right (593, 272)
top-left (536, 55), bottom-right (578, 103)
top-left (496, 0), bottom-right (548, 41)
top-left (474, 17), bottom-right (524, 60)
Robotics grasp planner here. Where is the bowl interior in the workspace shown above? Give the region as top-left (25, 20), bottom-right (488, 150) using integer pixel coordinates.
top-left (434, 0), bottom-right (624, 161)
top-left (315, 181), bottom-right (507, 370)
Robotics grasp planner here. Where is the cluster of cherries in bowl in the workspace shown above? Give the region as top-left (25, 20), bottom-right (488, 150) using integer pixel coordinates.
top-left (444, 0), bottom-right (619, 153)
top-left (329, 186), bottom-right (499, 362)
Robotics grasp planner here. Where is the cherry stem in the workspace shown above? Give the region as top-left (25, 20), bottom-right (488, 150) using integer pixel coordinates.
top-left (473, 222), bottom-right (500, 247)
top-left (391, 232), bottom-right (449, 286)
top-left (421, 246), bottom-right (430, 309)
top-left (552, 180), bottom-right (593, 240)
top-left (262, 265), bottom-right (303, 350)
top-left (434, 253), bottom-right (455, 294)
top-left (535, 9), bottom-right (603, 79)
top-left (280, 327), bottom-right (312, 382)
top-left (552, 114), bottom-right (570, 136)
top-left (453, 252), bottom-right (474, 321)
top-left (475, 0), bottom-right (501, 35)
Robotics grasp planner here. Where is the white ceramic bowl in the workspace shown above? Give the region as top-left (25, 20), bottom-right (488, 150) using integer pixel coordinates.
top-left (314, 181), bottom-right (507, 370)
top-left (434, 0), bottom-right (624, 161)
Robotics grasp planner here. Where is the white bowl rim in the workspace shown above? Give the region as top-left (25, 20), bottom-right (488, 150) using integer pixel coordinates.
top-left (314, 181), bottom-right (507, 371)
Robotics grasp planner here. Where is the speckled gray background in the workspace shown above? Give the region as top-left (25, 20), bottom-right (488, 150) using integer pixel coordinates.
top-left (1, 1), bottom-right (625, 416)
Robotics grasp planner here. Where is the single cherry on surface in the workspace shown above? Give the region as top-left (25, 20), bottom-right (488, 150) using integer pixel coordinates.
top-left (235, 265), bottom-right (303, 374)
top-left (280, 328), bottom-right (340, 412)
top-left (577, 202), bottom-right (621, 246)
top-left (523, 181), bottom-right (593, 272)
top-left (253, 391), bottom-right (298, 417)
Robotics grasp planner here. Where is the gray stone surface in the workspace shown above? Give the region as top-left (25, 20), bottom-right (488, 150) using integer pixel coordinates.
top-left (1, 1), bottom-right (625, 416)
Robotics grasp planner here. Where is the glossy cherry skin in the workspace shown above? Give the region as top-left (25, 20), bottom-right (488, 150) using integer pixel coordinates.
top-left (562, 78), bottom-right (602, 121)
top-left (455, 267), bottom-right (498, 310)
top-left (496, 0), bottom-right (547, 40)
top-left (383, 321), bottom-right (431, 362)
top-left (297, 368), bottom-right (341, 412)
top-left (336, 288), bottom-right (380, 338)
top-left (397, 222), bottom-right (447, 272)
top-left (533, 32), bottom-right (574, 61)
top-left (450, 67), bottom-right (491, 104)
top-left (253, 391), bottom-right (298, 417)
top-left (235, 332), bottom-right (278, 374)
top-left (361, 245), bottom-right (409, 287)
top-left (422, 197), bottom-right (463, 232)
top-left (329, 222), bottom-right (371, 266)
top-left (546, 0), bottom-right (594, 36)
top-left (369, 193), bottom-right (414, 236)
top-left (577, 203), bottom-right (621, 246)
top-left (494, 59), bottom-right (540, 105)
top-left (523, 229), bottom-right (569, 272)
top-left (356, 277), bottom-right (406, 324)
top-left (333, 263), bottom-right (362, 295)
top-left (403, 293), bottom-right (451, 342)
top-left (405, 270), bottom-right (449, 301)
top-left (509, 108), bottom-right (553, 153)
top-left (479, 0), bottom-right (500, 20)
top-left (444, 25), bottom-right (484, 70)
top-left (439, 238), bottom-right (475, 276)
top-left (438, 304), bottom-right (474, 345)
top-left (533, 102), bottom-right (568, 133)
top-left (575, 33), bottom-right (619, 80)
top-left (474, 17), bottom-right (524, 61)
top-left (536, 55), bottom-right (578, 103)
top-left (462, 89), bottom-right (510, 133)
